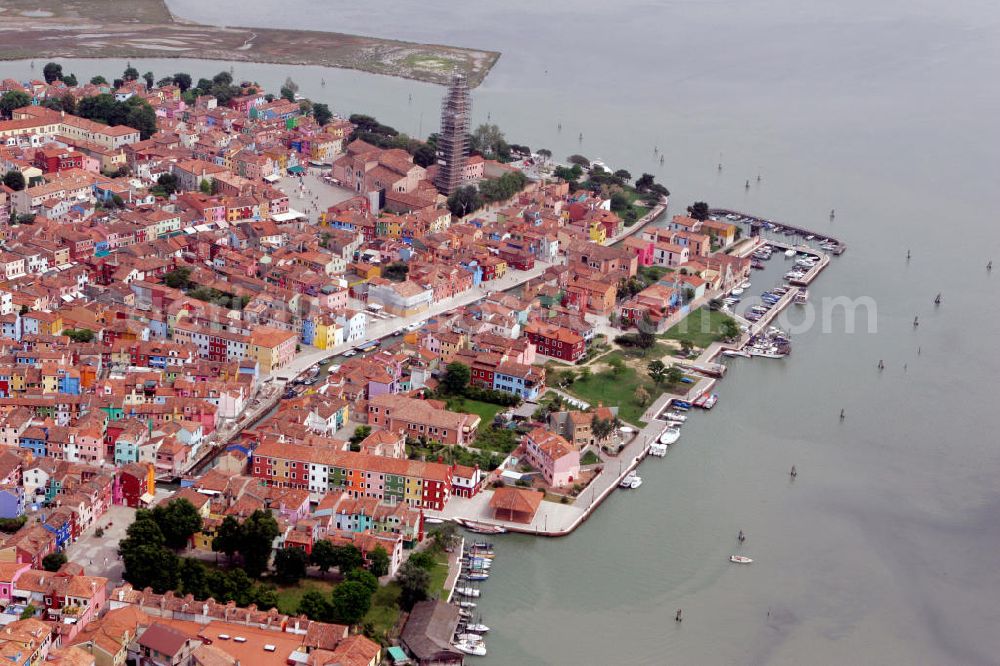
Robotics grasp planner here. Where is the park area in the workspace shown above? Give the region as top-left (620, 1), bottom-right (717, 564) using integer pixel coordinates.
top-left (661, 308), bottom-right (739, 349)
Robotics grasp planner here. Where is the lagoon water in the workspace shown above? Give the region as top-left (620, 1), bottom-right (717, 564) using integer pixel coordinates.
top-left (19, 0), bottom-right (1000, 662)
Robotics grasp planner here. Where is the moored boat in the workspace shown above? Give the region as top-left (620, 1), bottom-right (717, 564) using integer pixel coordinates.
top-left (459, 520), bottom-right (507, 535)
top-left (649, 443), bottom-right (668, 457)
top-left (730, 555), bottom-right (753, 564)
top-left (659, 428), bottom-right (681, 445)
top-left (664, 411), bottom-right (687, 422)
top-left (455, 587), bottom-right (481, 598)
top-left (453, 640), bottom-right (487, 657)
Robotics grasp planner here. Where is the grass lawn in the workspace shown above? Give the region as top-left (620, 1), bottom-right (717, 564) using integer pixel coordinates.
top-left (446, 397), bottom-right (504, 425)
top-left (275, 578), bottom-right (336, 615)
top-left (661, 308), bottom-right (736, 349)
top-left (580, 450), bottom-right (600, 465)
top-left (429, 549), bottom-right (450, 596)
top-left (364, 581), bottom-right (402, 638)
top-left (566, 364), bottom-right (654, 425)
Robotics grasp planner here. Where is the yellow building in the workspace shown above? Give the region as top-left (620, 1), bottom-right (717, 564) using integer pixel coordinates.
top-left (588, 220), bottom-right (607, 243)
top-left (314, 318), bottom-right (344, 351)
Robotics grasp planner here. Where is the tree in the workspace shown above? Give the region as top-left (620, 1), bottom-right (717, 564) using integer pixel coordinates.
top-left (19, 605), bottom-right (36, 620)
top-left (346, 568), bottom-right (379, 595)
top-left (64, 328), bottom-right (95, 343)
top-left (125, 100), bottom-right (158, 140)
top-left (157, 173), bottom-right (180, 195)
top-left (196, 78), bottom-right (214, 93)
top-left (537, 148), bottom-right (552, 161)
top-left (614, 169), bottom-right (632, 182)
top-left (312, 102), bottom-right (332, 126)
top-left (309, 539), bottom-right (338, 576)
top-left (273, 547), bottom-right (309, 584)
top-left (407, 551), bottom-right (435, 571)
top-left (213, 71), bottom-right (233, 87)
top-left (3, 170), bottom-right (26, 192)
top-left (648, 360), bottom-right (668, 385)
top-left (634, 385), bottom-right (651, 406)
top-left (156, 76), bottom-right (174, 88)
top-left (42, 552), bottom-right (67, 572)
top-left (90, 75), bottom-right (108, 86)
top-left (348, 426), bottom-right (371, 452)
top-left (666, 365), bottom-right (685, 386)
top-left (635, 173), bottom-right (655, 191)
top-left (142, 71), bottom-right (154, 89)
top-left (567, 154), bottom-right (590, 168)
top-left (447, 185), bottom-right (482, 218)
top-left (43, 62), bottom-right (63, 84)
top-left (123, 66), bottom-right (140, 82)
top-left (592, 417), bottom-right (616, 442)
top-left (412, 143), bottom-right (436, 167)
top-left (382, 261), bottom-right (409, 282)
top-left (212, 516), bottom-right (241, 564)
top-left (396, 560), bottom-right (430, 610)
top-left (470, 123), bottom-right (506, 158)
top-left (329, 581), bottom-right (372, 625)
top-left (0, 91), bottom-right (31, 119)
top-left (297, 589), bottom-right (331, 621)
top-left (122, 541), bottom-right (179, 593)
top-left (442, 362), bottom-right (471, 395)
top-left (687, 201), bottom-right (710, 221)
top-left (199, 179), bottom-right (212, 194)
top-left (280, 86), bottom-right (296, 102)
top-left (368, 546), bottom-right (390, 577)
top-left (62, 73), bottom-right (78, 87)
top-left (428, 523), bottom-right (458, 552)
top-left (173, 73), bottom-right (192, 92)
top-left (333, 544), bottom-right (364, 575)
top-left (720, 317), bottom-right (740, 340)
top-left (680, 339), bottom-right (694, 356)
top-left (240, 510), bottom-right (280, 577)
top-left (151, 498), bottom-right (204, 550)
top-left (608, 356), bottom-right (625, 376)
top-left (178, 558), bottom-right (210, 599)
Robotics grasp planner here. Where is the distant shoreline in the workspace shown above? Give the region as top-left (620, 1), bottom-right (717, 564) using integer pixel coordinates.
top-left (0, 2), bottom-right (499, 87)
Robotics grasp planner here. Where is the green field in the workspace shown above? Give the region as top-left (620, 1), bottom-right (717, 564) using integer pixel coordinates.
top-left (580, 450), bottom-right (601, 465)
top-left (275, 578), bottom-right (336, 616)
top-left (446, 397), bottom-right (505, 425)
top-left (661, 308), bottom-right (737, 349)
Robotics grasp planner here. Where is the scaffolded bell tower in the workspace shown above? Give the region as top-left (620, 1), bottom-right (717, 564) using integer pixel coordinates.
top-left (433, 73), bottom-right (471, 195)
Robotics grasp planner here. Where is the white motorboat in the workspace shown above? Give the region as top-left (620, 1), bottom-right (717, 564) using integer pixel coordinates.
top-left (721, 349), bottom-right (751, 358)
top-left (424, 517), bottom-right (445, 525)
top-left (465, 623), bottom-right (490, 634)
top-left (453, 640), bottom-right (487, 657)
top-left (659, 428), bottom-right (681, 445)
top-left (730, 555), bottom-right (753, 564)
top-left (664, 411), bottom-right (687, 422)
top-left (748, 346), bottom-right (786, 359)
top-left (730, 287), bottom-right (744, 296)
top-left (784, 248), bottom-right (796, 258)
top-left (462, 572), bottom-right (489, 582)
top-left (740, 280), bottom-right (752, 289)
top-left (456, 633), bottom-right (485, 643)
top-left (628, 476), bottom-right (643, 489)
top-left (649, 443), bottom-right (668, 457)
top-left (794, 289), bottom-right (808, 304)
top-left (458, 601), bottom-right (477, 609)
top-left (619, 472), bottom-right (638, 488)
top-left (455, 587), bottom-right (481, 598)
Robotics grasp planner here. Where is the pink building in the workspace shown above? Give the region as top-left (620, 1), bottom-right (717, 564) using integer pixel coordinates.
top-left (623, 236), bottom-right (655, 266)
top-left (0, 562), bottom-right (31, 603)
top-left (462, 154), bottom-right (485, 181)
top-left (522, 428), bottom-right (580, 488)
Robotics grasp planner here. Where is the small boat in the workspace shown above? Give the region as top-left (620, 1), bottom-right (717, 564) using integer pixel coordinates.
top-left (472, 542), bottom-right (494, 550)
top-left (659, 428), bottom-right (681, 445)
top-left (731, 288), bottom-right (744, 296)
top-left (748, 346), bottom-right (786, 359)
top-left (465, 623), bottom-right (490, 634)
top-left (424, 517), bottom-right (445, 525)
top-left (458, 609), bottom-right (473, 619)
top-left (784, 248), bottom-right (796, 258)
top-left (463, 572), bottom-right (489, 582)
top-left (672, 400), bottom-right (692, 411)
top-left (453, 640), bottom-right (487, 657)
top-left (730, 555), bottom-right (753, 564)
top-left (722, 349), bottom-right (751, 358)
top-left (694, 393), bottom-right (719, 409)
top-left (619, 472), bottom-right (639, 488)
top-left (649, 443), bottom-right (668, 457)
top-left (793, 290), bottom-right (808, 304)
top-left (628, 476), bottom-right (643, 489)
top-left (458, 601), bottom-right (477, 609)
top-left (455, 587), bottom-right (481, 598)
top-left (460, 521), bottom-right (507, 535)
top-left (740, 280), bottom-right (752, 289)
top-left (664, 411), bottom-right (687, 422)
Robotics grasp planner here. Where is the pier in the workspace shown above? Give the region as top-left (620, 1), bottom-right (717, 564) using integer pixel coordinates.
top-left (711, 207), bottom-right (847, 255)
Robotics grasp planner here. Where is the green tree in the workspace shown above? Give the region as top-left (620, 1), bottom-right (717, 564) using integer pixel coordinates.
top-left (447, 185), bottom-right (482, 218)
top-left (333, 544), bottom-right (364, 575)
top-left (199, 179), bottom-right (212, 194)
top-left (470, 123), bottom-right (506, 158)
top-left (173, 73), bottom-right (192, 92)
top-left (412, 143), bottom-right (436, 167)
top-left (687, 201), bottom-right (710, 221)
top-left (125, 100), bottom-right (158, 139)
top-left (280, 86), bottom-right (296, 102)
top-left (537, 148), bottom-right (552, 161)
top-left (634, 385), bottom-right (650, 406)
top-left (163, 266), bottom-right (192, 289)
top-left (0, 91), bottom-right (30, 119)
top-left (720, 317), bottom-right (740, 340)
top-left (122, 543), bottom-right (179, 593)
top-left (43, 62), bottom-right (63, 84)
top-left (19, 604), bottom-right (36, 620)
top-left (614, 169), bottom-right (632, 182)
top-left (329, 581), bottom-right (372, 625)
top-left (346, 568), bottom-right (379, 595)
top-left (407, 551), bottom-right (435, 571)
top-left (309, 539), bottom-right (338, 576)
top-left (273, 547), bottom-right (308, 584)
top-left (396, 560), bottom-right (430, 611)
top-left (442, 362), bottom-right (471, 395)
top-left (297, 589), bottom-right (331, 621)
top-left (64, 328), bottom-right (95, 343)
top-left (3, 171), bottom-right (25, 192)
top-left (178, 558), bottom-right (210, 599)
top-left (348, 426), bottom-right (371, 452)
top-left (90, 75), bottom-right (107, 86)
top-left (367, 546), bottom-right (390, 577)
top-left (592, 417), bottom-right (616, 442)
top-left (240, 510), bottom-right (279, 578)
top-left (62, 73), bottom-right (78, 87)
top-left (123, 66), bottom-right (140, 82)
top-left (157, 173), bottom-right (180, 196)
top-left (428, 523), bottom-right (458, 552)
top-left (156, 76), bottom-right (175, 88)
top-left (142, 71), bottom-right (154, 89)
top-left (212, 515), bottom-right (242, 562)
top-left (42, 552), bottom-right (67, 572)
top-left (312, 103), bottom-right (332, 126)
top-left (679, 339), bottom-right (694, 355)
top-left (151, 498), bottom-right (203, 550)
top-left (567, 154), bottom-right (590, 168)
top-left (666, 365), bottom-right (685, 386)
top-left (647, 359), bottom-right (667, 385)
top-left (213, 71), bottom-right (233, 87)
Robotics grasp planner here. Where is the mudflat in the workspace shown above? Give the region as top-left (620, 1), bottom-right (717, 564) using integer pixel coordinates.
top-left (0, 0), bottom-right (499, 86)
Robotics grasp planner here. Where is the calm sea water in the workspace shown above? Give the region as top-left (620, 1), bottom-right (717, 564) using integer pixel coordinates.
top-left (21, 0), bottom-right (1000, 662)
